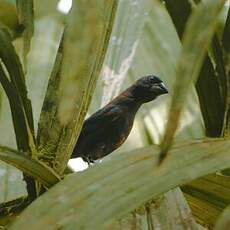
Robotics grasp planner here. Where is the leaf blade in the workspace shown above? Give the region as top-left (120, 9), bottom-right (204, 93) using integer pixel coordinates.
top-left (0, 29), bottom-right (35, 152)
top-left (159, 0), bottom-right (226, 161)
top-left (0, 145), bottom-right (60, 188)
top-left (214, 205), bottom-right (230, 230)
top-left (16, 0), bottom-right (34, 68)
top-left (9, 138), bottom-right (230, 229)
top-left (37, 0), bottom-right (118, 174)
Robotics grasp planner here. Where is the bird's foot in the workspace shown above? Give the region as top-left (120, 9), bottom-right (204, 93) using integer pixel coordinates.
top-left (83, 156), bottom-right (95, 166)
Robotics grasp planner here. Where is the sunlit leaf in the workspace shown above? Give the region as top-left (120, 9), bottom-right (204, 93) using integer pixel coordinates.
top-left (37, 0), bottom-right (118, 174)
top-left (98, 0), bottom-right (151, 107)
top-left (16, 0), bottom-right (34, 67)
top-left (0, 145), bottom-right (60, 187)
top-left (9, 138), bottom-right (230, 229)
top-left (26, 18), bottom-right (64, 132)
top-left (214, 205), bottom-right (230, 230)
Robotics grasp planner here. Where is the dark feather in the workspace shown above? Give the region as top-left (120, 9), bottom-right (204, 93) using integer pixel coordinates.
top-left (71, 75), bottom-right (168, 163)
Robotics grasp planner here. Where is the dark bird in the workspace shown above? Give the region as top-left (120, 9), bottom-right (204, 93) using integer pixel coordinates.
top-left (71, 75), bottom-right (168, 163)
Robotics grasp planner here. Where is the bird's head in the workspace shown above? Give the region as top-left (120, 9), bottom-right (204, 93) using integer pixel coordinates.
top-left (131, 75), bottom-right (168, 103)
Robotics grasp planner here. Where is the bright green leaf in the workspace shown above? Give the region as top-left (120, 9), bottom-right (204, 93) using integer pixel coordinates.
top-left (0, 145), bottom-right (60, 188)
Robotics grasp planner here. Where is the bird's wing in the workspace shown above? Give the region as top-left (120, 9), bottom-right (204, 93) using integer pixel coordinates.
top-left (72, 105), bottom-right (124, 159)
top-left (79, 105), bottom-right (123, 137)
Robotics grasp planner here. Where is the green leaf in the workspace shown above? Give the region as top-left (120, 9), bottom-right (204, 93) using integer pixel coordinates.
top-left (128, 0), bottom-right (204, 144)
top-left (222, 7), bottom-right (230, 53)
top-left (26, 17), bottom-right (64, 132)
top-left (97, 0), bottom-right (151, 107)
top-left (164, 0), bottom-right (192, 38)
top-left (92, 1), bottom-right (198, 228)
top-left (211, 35), bottom-right (228, 117)
top-left (0, 85), bottom-right (27, 202)
top-left (0, 59), bottom-right (29, 152)
top-left (36, 36), bottom-right (64, 167)
top-left (16, 0), bottom-right (34, 68)
top-left (222, 7), bottom-right (230, 137)
top-left (182, 174), bottom-right (230, 227)
top-left (9, 138), bottom-right (230, 229)
top-left (160, 0), bottom-right (226, 162)
top-left (0, 29), bottom-right (35, 152)
top-left (90, 1), bottom-right (198, 228)
top-left (0, 30), bottom-right (35, 200)
top-left (119, 1), bottom-right (200, 228)
top-left (214, 205), bottom-right (230, 230)
top-left (37, 0), bottom-right (118, 174)
top-left (0, 1), bottom-right (23, 38)
top-left (166, 2), bottom-right (228, 138)
top-left (0, 145), bottom-right (60, 188)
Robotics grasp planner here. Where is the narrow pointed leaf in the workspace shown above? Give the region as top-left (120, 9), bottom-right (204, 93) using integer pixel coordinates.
top-left (222, 7), bottom-right (230, 137)
top-left (16, 0), bottom-right (34, 67)
top-left (222, 7), bottom-right (230, 53)
top-left (0, 29), bottom-right (35, 152)
top-left (0, 1), bottom-right (22, 38)
top-left (165, 0), bottom-right (227, 137)
top-left (214, 205), bottom-right (230, 230)
top-left (99, 0), bottom-right (150, 107)
top-left (182, 174), bottom-right (230, 227)
top-left (160, 0), bottom-right (226, 161)
top-left (37, 0), bottom-right (118, 174)
top-left (0, 145), bottom-right (60, 187)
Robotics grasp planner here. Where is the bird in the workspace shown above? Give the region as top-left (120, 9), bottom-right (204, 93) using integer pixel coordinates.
top-left (71, 75), bottom-right (168, 163)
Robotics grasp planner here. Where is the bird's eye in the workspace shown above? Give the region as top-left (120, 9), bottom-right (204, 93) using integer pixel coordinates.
top-left (148, 75), bottom-right (162, 84)
top-left (148, 76), bottom-right (158, 84)
top-left (149, 76), bottom-right (155, 81)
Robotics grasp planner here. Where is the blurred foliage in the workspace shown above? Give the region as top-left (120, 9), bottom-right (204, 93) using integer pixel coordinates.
top-left (215, 205), bottom-right (230, 230)
top-left (0, 0), bottom-right (229, 229)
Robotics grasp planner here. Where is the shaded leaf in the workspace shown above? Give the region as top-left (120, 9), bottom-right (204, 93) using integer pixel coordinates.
top-left (160, 0), bottom-right (225, 162)
top-left (0, 63), bottom-right (29, 151)
top-left (0, 196), bottom-right (29, 226)
top-left (222, 7), bottom-right (230, 53)
top-left (164, 0), bottom-right (192, 38)
top-left (222, 6), bottom-right (230, 137)
top-left (164, 0), bottom-right (226, 137)
top-left (0, 28), bottom-right (35, 152)
top-left (182, 174), bottom-right (230, 227)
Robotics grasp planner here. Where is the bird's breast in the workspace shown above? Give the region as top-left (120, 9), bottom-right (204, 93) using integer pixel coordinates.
top-left (109, 115), bottom-right (134, 150)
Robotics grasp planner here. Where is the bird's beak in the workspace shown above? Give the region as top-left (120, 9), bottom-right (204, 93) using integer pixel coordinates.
top-left (151, 82), bottom-right (168, 94)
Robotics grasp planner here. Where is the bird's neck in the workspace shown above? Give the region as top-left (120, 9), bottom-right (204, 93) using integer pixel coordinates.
top-left (111, 87), bottom-right (142, 112)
